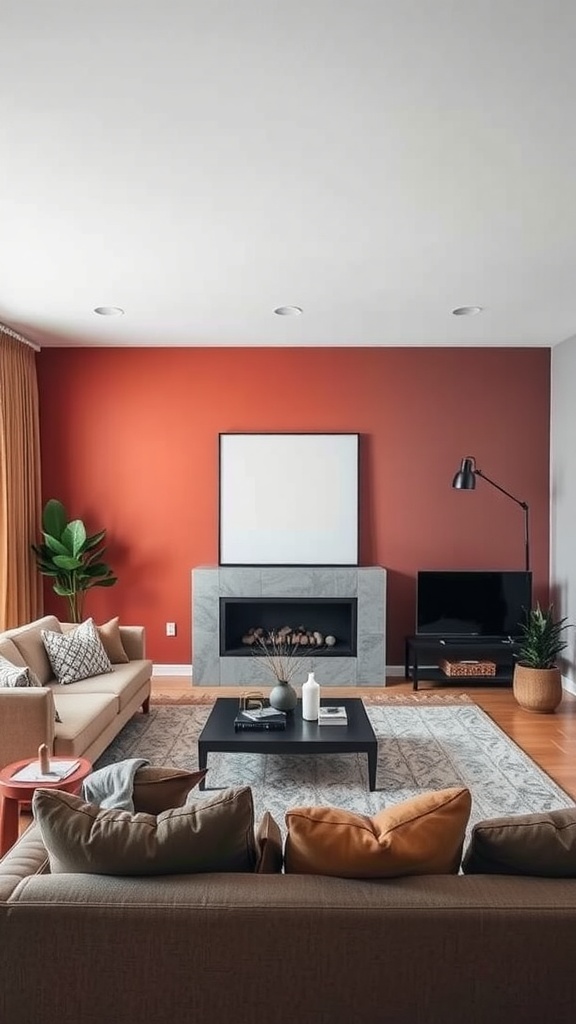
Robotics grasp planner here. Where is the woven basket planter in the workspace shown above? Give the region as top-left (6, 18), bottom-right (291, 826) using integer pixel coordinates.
top-left (512, 664), bottom-right (563, 713)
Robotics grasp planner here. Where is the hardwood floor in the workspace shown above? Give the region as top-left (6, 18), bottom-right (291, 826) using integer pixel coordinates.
top-left (152, 675), bottom-right (576, 800)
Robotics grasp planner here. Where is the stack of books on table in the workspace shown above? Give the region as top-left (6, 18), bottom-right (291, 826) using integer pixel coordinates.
top-left (317, 705), bottom-right (348, 726)
top-left (234, 707), bottom-right (287, 731)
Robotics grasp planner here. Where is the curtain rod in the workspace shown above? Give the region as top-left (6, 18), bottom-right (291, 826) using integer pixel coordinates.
top-left (0, 322), bottom-right (41, 352)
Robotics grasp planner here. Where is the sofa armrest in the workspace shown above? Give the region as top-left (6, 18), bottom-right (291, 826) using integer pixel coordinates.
top-left (118, 626), bottom-right (146, 661)
top-left (0, 824), bottom-right (49, 902)
top-left (0, 689), bottom-right (56, 771)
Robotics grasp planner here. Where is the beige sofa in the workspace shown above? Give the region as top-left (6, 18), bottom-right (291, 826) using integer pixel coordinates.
top-left (1, 822), bottom-right (576, 1024)
top-left (0, 615), bottom-right (152, 771)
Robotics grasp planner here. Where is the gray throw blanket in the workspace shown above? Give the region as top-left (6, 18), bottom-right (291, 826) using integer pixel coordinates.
top-left (81, 757), bottom-right (150, 811)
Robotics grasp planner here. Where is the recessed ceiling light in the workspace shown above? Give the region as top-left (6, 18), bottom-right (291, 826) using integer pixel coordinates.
top-left (274, 306), bottom-right (303, 316)
top-left (94, 306), bottom-right (125, 316)
top-left (452, 306), bottom-right (483, 316)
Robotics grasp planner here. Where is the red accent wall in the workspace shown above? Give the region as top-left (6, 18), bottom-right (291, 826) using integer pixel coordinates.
top-left (36, 347), bottom-right (550, 667)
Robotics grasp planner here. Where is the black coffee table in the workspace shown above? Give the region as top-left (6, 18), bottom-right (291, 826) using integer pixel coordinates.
top-left (197, 697), bottom-right (378, 791)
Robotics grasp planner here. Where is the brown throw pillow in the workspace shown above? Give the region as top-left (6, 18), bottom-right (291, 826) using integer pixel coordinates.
top-left (97, 617), bottom-right (130, 664)
top-left (284, 787), bottom-right (471, 877)
top-left (10, 616), bottom-right (62, 684)
top-left (33, 786), bottom-right (258, 875)
top-left (132, 765), bottom-right (207, 814)
top-left (255, 811), bottom-right (283, 873)
top-left (462, 808), bottom-right (576, 876)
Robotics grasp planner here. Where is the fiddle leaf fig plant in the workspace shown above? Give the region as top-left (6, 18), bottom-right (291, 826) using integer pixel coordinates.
top-left (32, 498), bottom-right (118, 623)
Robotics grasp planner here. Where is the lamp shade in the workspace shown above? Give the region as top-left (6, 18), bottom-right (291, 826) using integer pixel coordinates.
top-left (452, 457), bottom-right (477, 489)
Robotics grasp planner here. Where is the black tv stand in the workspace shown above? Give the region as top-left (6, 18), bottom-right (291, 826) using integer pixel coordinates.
top-left (405, 635), bottom-right (521, 691)
top-left (437, 635), bottom-right (516, 646)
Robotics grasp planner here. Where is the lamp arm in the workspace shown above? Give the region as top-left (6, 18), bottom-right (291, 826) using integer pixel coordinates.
top-left (475, 469), bottom-right (530, 572)
top-left (475, 470), bottom-right (528, 511)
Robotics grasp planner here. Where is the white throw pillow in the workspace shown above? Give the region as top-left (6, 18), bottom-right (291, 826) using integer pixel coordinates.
top-left (41, 617), bottom-right (112, 685)
top-left (0, 653), bottom-right (41, 688)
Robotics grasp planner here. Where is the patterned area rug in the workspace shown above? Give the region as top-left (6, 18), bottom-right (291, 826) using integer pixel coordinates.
top-left (95, 700), bottom-right (574, 838)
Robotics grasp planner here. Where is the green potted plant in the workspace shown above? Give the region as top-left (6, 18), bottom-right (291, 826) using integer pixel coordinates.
top-left (513, 603), bottom-right (571, 713)
top-left (32, 498), bottom-right (117, 623)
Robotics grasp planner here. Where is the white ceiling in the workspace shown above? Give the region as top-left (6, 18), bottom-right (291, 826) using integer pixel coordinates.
top-left (3, 1), bottom-right (576, 349)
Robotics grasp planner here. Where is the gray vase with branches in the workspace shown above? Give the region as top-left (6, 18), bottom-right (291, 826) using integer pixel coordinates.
top-left (252, 633), bottom-right (299, 711)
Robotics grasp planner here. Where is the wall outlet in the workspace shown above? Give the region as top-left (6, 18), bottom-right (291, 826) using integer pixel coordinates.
top-left (165, 622), bottom-right (177, 637)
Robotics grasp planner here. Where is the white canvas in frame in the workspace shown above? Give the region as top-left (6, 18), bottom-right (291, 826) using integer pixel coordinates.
top-left (219, 433), bottom-right (359, 565)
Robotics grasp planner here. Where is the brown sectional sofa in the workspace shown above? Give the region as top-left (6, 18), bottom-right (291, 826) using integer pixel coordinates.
top-left (0, 615), bottom-right (152, 770)
top-left (1, 821), bottom-right (576, 1024)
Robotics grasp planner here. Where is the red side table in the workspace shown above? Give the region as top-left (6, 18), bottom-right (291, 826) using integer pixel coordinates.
top-left (0, 755), bottom-right (92, 857)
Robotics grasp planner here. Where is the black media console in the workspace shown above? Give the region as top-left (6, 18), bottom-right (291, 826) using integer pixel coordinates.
top-left (404, 635), bottom-right (522, 691)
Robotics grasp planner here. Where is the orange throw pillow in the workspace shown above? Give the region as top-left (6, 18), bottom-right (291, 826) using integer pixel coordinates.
top-left (284, 787), bottom-right (471, 877)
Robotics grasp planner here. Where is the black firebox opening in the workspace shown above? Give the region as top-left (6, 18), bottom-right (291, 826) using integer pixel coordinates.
top-left (220, 597), bottom-right (358, 657)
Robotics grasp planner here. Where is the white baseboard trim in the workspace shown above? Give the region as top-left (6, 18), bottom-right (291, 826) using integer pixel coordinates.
top-left (562, 674), bottom-right (576, 696)
top-left (153, 664), bottom-right (193, 677)
top-left (153, 664), bottom-right (405, 682)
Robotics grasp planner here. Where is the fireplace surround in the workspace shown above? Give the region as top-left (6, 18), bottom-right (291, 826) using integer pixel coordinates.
top-left (192, 566), bottom-right (386, 686)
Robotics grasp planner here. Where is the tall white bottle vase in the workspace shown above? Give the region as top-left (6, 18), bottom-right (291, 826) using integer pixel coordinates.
top-left (302, 671), bottom-right (320, 721)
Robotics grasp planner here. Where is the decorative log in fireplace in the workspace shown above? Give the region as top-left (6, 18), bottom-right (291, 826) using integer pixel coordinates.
top-left (241, 626), bottom-right (335, 648)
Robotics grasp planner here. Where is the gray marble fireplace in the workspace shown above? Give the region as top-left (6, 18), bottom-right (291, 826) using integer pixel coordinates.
top-left (191, 566), bottom-right (387, 686)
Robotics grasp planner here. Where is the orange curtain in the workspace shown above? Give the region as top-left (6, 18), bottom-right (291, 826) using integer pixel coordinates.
top-left (0, 328), bottom-right (42, 629)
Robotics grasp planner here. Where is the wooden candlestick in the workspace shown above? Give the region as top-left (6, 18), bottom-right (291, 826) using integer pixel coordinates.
top-left (38, 743), bottom-right (50, 774)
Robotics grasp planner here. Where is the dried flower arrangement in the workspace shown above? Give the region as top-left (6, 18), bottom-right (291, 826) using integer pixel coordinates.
top-left (251, 631), bottom-right (302, 684)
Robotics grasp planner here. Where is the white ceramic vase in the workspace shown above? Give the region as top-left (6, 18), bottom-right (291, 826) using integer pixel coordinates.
top-left (302, 671), bottom-right (320, 721)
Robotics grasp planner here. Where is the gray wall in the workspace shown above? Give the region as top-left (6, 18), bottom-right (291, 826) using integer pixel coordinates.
top-left (551, 334), bottom-right (576, 694)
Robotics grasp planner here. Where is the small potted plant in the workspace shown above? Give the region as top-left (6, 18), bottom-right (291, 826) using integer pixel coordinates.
top-left (513, 603), bottom-right (571, 713)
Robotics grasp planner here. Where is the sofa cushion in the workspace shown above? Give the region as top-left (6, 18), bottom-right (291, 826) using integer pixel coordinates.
top-left (52, 692), bottom-right (119, 757)
top-left (255, 811), bottom-right (284, 874)
top-left (42, 618), bottom-right (112, 685)
top-left (32, 786), bottom-right (258, 875)
top-left (97, 617), bottom-right (130, 664)
top-left (132, 765), bottom-right (208, 814)
top-left (48, 658), bottom-right (151, 712)
top-left (0, 654), bottom-right (41, 688)
top-left (462, 807), bottom-right (576, 876)
top-left (8, 615), bottom-right (62, 684)
top-left (284, 787), bottom-right (471, 877)
top-left (0, 637), bottom-right (27, 668)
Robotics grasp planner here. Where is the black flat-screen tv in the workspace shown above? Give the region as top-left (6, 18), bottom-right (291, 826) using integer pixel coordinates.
top-left (416, 570), bottom-right (533, 639)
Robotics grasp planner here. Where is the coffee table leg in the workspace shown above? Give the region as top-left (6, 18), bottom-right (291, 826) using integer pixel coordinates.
top-left (0, 795), bottom-right (20, 857)
top-left (198, 743), bottom-right (208, 791)
top-left (367, 746), bottom-right (378, 791)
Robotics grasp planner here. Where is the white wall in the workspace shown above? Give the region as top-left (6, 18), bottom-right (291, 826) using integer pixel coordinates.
top-left (551, 334), bottom-right (576, 694)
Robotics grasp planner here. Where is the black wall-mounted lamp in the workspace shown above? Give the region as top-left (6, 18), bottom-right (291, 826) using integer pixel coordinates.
top-left (451, 456), bottom-right (530, 571)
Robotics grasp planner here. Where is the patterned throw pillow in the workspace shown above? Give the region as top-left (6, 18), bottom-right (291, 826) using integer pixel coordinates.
top-left (0, 653), bottom-right (42, 688)
top-left (41, 618), bottom-right (112, 685)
